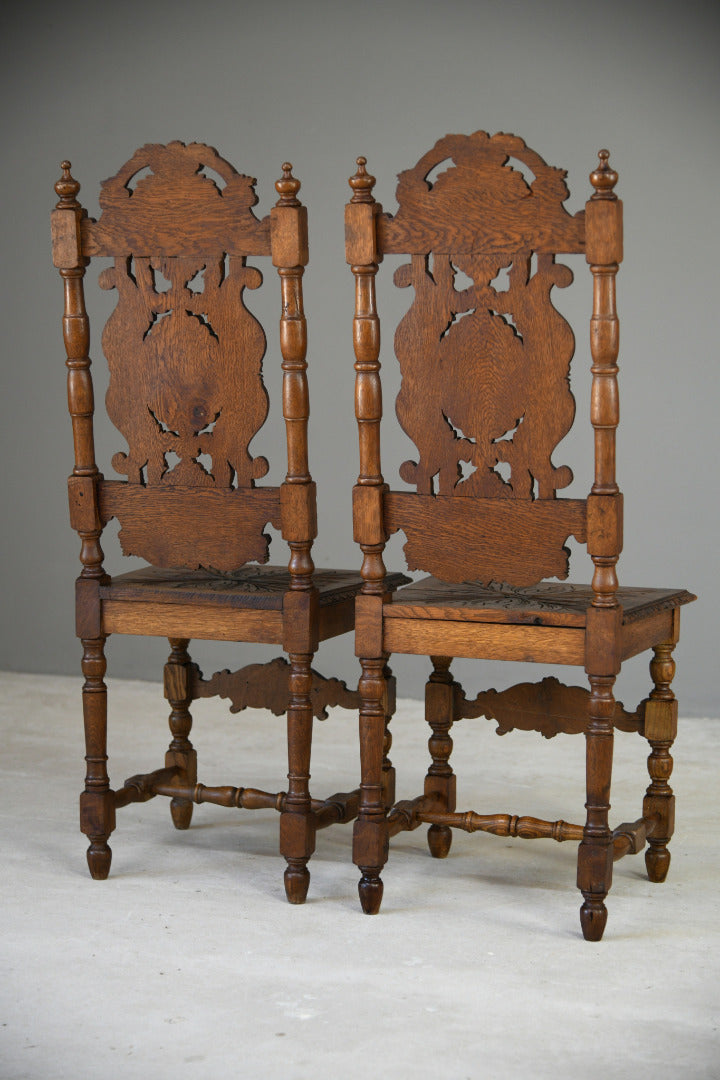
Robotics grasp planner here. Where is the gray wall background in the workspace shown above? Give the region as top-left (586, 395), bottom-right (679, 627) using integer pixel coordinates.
top-left (1, 0), bottom-right (717, 716)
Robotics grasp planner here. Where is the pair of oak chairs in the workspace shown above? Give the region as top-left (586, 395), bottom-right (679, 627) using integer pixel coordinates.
top-left (51, 132), bottom-right (694, 940)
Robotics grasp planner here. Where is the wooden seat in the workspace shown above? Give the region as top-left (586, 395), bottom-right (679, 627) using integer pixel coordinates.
top-left (51, 141), bottom-right (405, 902)
top-left (345, 131), bottom-right (695, 939)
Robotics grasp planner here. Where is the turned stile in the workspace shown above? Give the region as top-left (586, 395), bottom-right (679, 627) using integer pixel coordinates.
top-left (348, 158), bottom-right (386, 596)
top-left (579, 150), bottom-right (623, 941)
top-left (53, 163), bottom-right (114, 878)
top-left (346, 158), bottom-right (391, 912)
top-left (272, 164), bottom-right (316, 903)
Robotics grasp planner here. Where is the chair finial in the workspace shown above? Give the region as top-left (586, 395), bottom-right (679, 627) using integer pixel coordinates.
top-left (55, 161), bottom-right (81, 208)
top-left (275, 162), bottom-right (301, 206)
top-left (349, 156), bottom-right (376, 203)
top-left (590, 149), bottom-right (618, 200)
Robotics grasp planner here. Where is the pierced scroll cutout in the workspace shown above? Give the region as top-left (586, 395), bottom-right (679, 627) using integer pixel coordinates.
top-left (383, 132), bottom-right (581, 505)
top-left (101, 254), bottom-right (269, 488)
top-left (395, 251), bottom-right (576, 499)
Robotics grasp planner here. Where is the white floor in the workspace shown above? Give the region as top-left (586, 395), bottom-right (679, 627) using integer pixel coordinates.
top-left (1, 671), bottom-right (717, 1079)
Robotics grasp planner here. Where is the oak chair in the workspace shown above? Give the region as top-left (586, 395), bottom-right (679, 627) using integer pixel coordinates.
top-left (51, 141), bottom-right (405, 902)
top-left (345, 131), bottom-right (695, 939)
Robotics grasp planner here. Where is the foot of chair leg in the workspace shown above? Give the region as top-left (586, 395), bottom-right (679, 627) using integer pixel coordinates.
top-left (643, 640), bottom-right (678, 885)
top-left (358, 869), bottom-right (384, 914)
top-left (284, 860), bottom-right (310, 904)
top-left (86, 840), bottom-right (112, 880)
top-left (170, 797), bottom-right (193, 830)
top-left (580, 897), bottom-right (608, 941)
top-left (427, 823), bottom-right (452, 859)
top-left (646, 842), bottom-right (670, 883)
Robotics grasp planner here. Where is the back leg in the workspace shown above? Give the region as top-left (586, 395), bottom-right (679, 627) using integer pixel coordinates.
top-left (281, 653), bottom-right (316, 904)
top-left (643, 641), bottom-right (678, 883)
top-left (164, 638), bottom-right (197, 830)
top-left (578, 674), bottom-right (615, 941)
top-left (354, 658), bottom-right (390, 914)
top-left (79, 636), bottom-right (115, 878)
top-left (425, 656), bottom-right (457, 859)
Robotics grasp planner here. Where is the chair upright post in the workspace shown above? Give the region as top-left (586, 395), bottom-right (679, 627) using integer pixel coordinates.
top-left (580, 150), bottom-right (624, 941)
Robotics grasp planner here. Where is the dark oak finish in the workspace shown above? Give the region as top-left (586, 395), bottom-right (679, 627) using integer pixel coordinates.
top-left (346, 132), bottom-right (695, 939)
top-left (53, 142), bottom-right (405, 902)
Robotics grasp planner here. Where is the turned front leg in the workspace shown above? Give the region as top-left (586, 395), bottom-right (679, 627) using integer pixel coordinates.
top-left (281, 654), bottom-right (316, 904)
top-left (425, 656), bottom-right (457, 859)
top-left (577, 674), bottom-right (615, 941)
top-left (354, 658), bottom-right (390, 914)
top-left (643, 641), bottom-right (678, 883)
top-left (164, 638), bottom-right (197, 830)
top-left (79, 636), bottom-right (115, 879)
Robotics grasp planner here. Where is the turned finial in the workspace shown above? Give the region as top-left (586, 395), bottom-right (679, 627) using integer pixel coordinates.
top-left (55, 161), bottom-right (81, 208)
top-left (590, 149), bottom-right (618, 200)
top-left (349, 156), bottom-right (376, 203)
top-left (275, 162), bottom-right (301, 206)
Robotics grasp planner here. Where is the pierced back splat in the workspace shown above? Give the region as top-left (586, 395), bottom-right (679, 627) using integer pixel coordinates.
top-left (376, 132), bottom-right (588, 584)
top-left (83, 142), bottom-right (279, 570)
top-left (101, 253), bottom-right (269, 490)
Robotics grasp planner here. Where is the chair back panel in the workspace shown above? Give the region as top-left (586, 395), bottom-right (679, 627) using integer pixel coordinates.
top-left (81, 141), bottom-right (271, 257)
top-left (378, 132), bottom-right (584, 256)
top-left (384, 493), bottom-right (587, 586)
top-left (378, 132), bottom-right (587, 585)
top-left (83, 142), bottom-right (279, 571)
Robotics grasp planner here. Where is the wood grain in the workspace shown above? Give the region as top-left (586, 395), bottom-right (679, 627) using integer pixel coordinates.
top-left (384, 493), bottom-right (586, 586)
top-left (378, 131), bottom-right (585, 255)
top-left (453, 676), bottom-right (641, 737)
top-left (81, 142), bottom-right (271, 257)
top-left (383, 617), bottom-right (584, 665)
top-left (99, 482), bottom-right (281, 570)
top-left (101, 599), bottom-right (283, 643)
top-left (188, 656), bottom-right (360, 719)
top-left (386, 578), bottom-right (695, 628)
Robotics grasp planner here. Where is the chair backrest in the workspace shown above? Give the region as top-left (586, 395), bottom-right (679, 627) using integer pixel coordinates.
top-left (346, 131), bottom-right (623, 594)
top-left (53, 142), bottom-right (314, 578)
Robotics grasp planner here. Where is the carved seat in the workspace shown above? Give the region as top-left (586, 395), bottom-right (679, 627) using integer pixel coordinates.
top-left (51, 141), bottom-right (405, 902)
top-left (346, 131), bottom-right (695, 939)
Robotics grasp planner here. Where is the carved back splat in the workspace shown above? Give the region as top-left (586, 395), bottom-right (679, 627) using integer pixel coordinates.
top-left (77, 142), bottom-right (291, 570)
top-left (350, 132), bottom-right (588, 586)
top-left (101, 253), bottom-right (269, 491)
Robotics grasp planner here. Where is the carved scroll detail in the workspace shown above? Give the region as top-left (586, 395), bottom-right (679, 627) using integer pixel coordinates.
top-left (382, 132), bottom-right (581, 512)
top-left (384, 494), bottom-right (586, 586)
top-left (394, 251), bottom-right (576, 502)
top-left (380, 130), bottom-right (585, 256)
top-left (101, 253), bottom-right (269, 489)
top-left (453, 676), bottom-right (640, 738)
top-left (82, 141), bottom-right (270, 257)
top-left (188, 657), bottom-right (360, 720)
